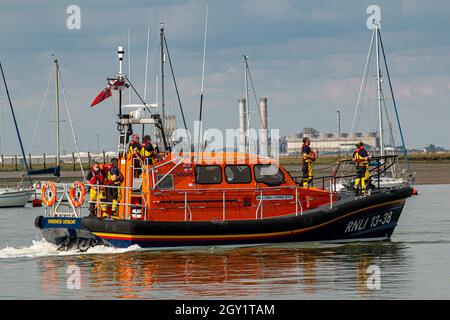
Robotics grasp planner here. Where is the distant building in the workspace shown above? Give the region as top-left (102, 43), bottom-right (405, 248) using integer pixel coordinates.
top-left (423, 144), bottom-right (445, 153)
top-left (287, 128), bottom-right (378, 155)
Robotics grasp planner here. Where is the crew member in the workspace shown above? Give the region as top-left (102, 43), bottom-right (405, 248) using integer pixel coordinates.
top-left (353, 141), bottom-right (371, 195)
top-left (140, 135), bottom-right (156, 164)
top-left (128, 134), bottom-right (141, 155)
top-left (128, 134), bottom-right (143, 177)
top-left (86, 161), bottom-right (106, 217)
top-left (301, 137), bottom-right (316, 187)
top-left (105, 158), bottom-right (123, 218)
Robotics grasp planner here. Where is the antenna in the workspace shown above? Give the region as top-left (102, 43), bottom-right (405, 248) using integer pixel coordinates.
top-left (144, 26), bottom-right (150, 102)
top-left (160, 22), bottom-right (165, 137)
top-left (197, 4), bottom-right (208, 156)
top-left (143, 26), bottom-right (150, 137)
top-left (128, 29), bottom-right (132, 105)
top-left (117, 46), bottom-right (124, 117)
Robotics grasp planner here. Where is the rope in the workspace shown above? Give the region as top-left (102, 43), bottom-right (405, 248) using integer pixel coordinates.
top-left (163, 34), bottom-right (190, 144)
top-left (57, 66), bottom-right (86, 182)
top-left (350, 28), bottom-right (376, 136)
top-left (27, 67), bottom-right (54, 152)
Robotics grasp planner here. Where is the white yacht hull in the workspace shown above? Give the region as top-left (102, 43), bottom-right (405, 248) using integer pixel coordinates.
top-left (0, 189), bottom-right (34, 208)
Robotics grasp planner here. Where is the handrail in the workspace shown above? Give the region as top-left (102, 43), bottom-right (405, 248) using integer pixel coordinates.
top-left (47, 181), bottom-right (335, 222)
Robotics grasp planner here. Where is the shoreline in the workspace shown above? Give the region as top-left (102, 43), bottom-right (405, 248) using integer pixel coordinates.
top-left (1, 161), bottom-right (448, 186)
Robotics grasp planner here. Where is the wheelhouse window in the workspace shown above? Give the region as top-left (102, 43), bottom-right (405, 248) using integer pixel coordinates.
top-left (254, 164), bottom-right (285, 186)
top-left (196, 165), bottom-right (222, 184)
top-left (155, 174), bottom-right (174, 189)
top-left (225, 165), bottom-right (252, 184)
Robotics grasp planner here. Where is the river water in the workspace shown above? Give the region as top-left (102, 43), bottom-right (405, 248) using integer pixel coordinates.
top-left (0, 184), bottom-right (449, 299)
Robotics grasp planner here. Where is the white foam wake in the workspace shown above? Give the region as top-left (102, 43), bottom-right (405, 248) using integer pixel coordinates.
top-left (0, 239), bottom-right (141, 259)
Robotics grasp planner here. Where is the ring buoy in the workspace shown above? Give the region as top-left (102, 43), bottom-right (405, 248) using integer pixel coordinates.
top-left (41, 181), bottom-right (57, 207)
top-left (69, 181), bottom-right (86, 208)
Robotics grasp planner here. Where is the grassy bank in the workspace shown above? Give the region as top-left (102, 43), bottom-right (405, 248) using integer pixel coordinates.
top-left (279, 152), bottom-right (450, 166)
top-left (1, 152), bottom-right (450, 173)
top-left (0, 163), bottom-right (91, 173)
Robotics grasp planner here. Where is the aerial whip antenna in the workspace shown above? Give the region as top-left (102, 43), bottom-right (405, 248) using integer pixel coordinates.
top-left (197, 4), bottom-right (208, 158)
top-left (142, 26), bottom-right (150, 137)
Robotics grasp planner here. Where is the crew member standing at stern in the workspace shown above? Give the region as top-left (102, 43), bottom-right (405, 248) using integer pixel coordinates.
top-left (353, 141), bottom-right (371, 196)
top-left (301, 137), bottom-right (316, 187)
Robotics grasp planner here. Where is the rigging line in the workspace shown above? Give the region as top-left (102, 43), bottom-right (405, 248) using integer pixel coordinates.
top-left (355, 44), bottom-right (373, 134)
top-left (380, 89), bottom-right (396, 148)
top-left (350, 28), bottom-right (376, 137)
top-left (125, 74), bottom-right (169, 150)
top-left (378, 29), bottom-right (411, 173)
top-left (28, 65), bottom-right (54, 152)
top-left (246, 60), bottom-right (265, 128)
top-left (57, 66), bottom-right (86, 182)
top-left (0, 61), bottom-right (32, 185)
top-left (124, 75), bottom-right (154, 116)
top-left (197, 4), bottom-right (208, 157)
top-left (163, 34), bottom-right (190, 145)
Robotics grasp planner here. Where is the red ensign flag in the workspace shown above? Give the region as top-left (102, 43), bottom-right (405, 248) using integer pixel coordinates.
top-left (90, 87), bottom-right (112, 107)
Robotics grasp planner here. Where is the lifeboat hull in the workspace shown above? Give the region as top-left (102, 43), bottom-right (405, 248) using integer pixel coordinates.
top-left (35, 186), bottom-right (413, 249)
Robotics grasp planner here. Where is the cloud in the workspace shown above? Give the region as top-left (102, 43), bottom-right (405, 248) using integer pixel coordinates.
top-left (0, 0), bottom-right (449, 154)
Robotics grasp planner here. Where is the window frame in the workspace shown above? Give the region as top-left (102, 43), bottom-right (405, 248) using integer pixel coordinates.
top-left (224, 164), bottom-right (253, 184)
top-left (195, 165), bottom-right (223, 185)
top-left (155, 174), bottom-right (174, 190)
top-left (253, 164), bottom-right (285, 186)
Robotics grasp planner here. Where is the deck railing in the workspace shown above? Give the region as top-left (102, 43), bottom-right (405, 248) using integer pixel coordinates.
top-left (43, 182), bottom-right (334, 222)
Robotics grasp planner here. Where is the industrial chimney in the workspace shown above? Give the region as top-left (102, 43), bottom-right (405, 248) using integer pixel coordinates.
top-left (238, 98), bottom-right (247, 153)
top-left (259, 98), bottom-right (268, 156)
top-left (336, 110), bottom-right (341, 137)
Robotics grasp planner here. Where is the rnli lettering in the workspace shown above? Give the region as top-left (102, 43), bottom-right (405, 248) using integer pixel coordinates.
top-left (256, 195), bottom-right (294, 201)
top-left (344, 211), bottom-right (394, 234)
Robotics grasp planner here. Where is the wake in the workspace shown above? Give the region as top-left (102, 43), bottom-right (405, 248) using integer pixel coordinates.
top-left (0, 239), bottom-right (141, 259)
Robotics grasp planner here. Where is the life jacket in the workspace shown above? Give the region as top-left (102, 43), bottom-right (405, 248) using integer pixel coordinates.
top-left (128, 140), bottom-right (140, 154)
top-left (105, 164), bottom-right (123, 186)
top-left (140, 142), bottom-right (154, 158)
top-left (302, 144), bottom-right (315, 163)
top-left (88, 167), bottom-right (105, 185)
top-left (353, 147), bottom-right (369, 167)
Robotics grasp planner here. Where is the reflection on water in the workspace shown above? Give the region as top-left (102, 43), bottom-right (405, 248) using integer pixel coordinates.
top-left (36, 243), bottom-right (410, 299)
top-left (3, 184), bottom-right (450, 299)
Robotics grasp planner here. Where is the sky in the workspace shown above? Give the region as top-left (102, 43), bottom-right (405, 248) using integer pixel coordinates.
top-left (0, 0), bottom-right (449, 155)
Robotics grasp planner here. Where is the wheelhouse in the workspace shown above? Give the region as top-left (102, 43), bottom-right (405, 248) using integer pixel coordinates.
top-left (110, 152), bottom-right (336, 222)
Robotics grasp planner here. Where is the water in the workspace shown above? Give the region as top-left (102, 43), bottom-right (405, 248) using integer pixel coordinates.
top-left (0, 184), bottom-right (449, 299)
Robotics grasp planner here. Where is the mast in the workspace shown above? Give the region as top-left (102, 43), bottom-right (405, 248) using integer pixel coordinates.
top-left (160, 23), bottom-right (165, 145)
top-left (0, 62), bottom-right (32, 185)
top-left (243, 55), bottom-right (250, 153)
top-left (375, 24), bottom-right (384, 156)
top-left (142, 26), bottom-right (150, 137)
top-left (118, 46), bottom-right (124, 118)
top-left (54, 59), bottom-right (61, 169)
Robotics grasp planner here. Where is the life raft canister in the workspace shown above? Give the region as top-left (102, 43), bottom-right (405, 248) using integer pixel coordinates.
top-left (41, 181), bottom-right (57, 207)
top-left (68, 181), bottom-right (86, 208)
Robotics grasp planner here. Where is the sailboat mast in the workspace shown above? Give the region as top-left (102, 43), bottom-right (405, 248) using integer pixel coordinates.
top-left (54, 59), bottom-right (61, 168)
top-left (375, 25), bottom-right (384, 156)
top-left (160, 23), bottom-right (165, 143)
top-left (243, 55), bottom-right (250, 153)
